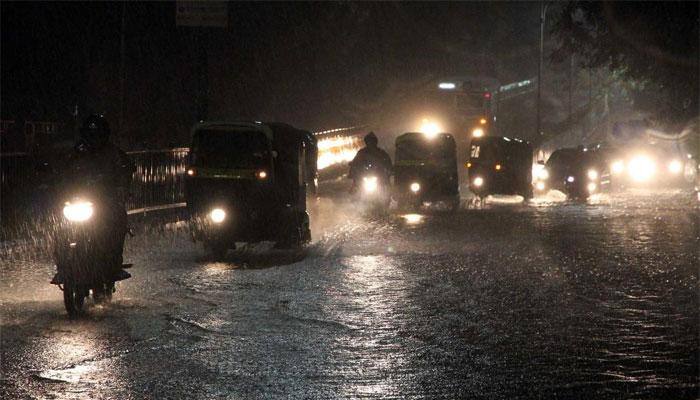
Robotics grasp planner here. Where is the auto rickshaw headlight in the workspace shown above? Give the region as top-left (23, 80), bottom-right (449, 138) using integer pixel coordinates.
top-left (587, 169), bottom-right (598, 180)
top-left (209, 208), bottom-right (226, 223)
top-left (363, 176), bottom-right (378, 193)
top-left (410, 182), bottom-right (421, 193)
top-left (668, 160), bottom-right (682, 174)
top-left (257, 170), bottom-right (268, 179)
top-left (473, 177), bottom-right (484, 187)
top-left (63, 200), bottom-right (94, 222)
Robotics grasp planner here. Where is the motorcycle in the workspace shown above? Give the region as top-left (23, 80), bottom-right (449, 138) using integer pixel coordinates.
top-left (352, 163), bottom-right (392, 209)
top-left (51, 175), bottom-right (132, 317)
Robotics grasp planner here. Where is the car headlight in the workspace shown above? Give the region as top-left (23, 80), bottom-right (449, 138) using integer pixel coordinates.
top-left (473, 177), bottom-right (484, 187)
top-left (668, 160), bottom-right (682, 174)
top-left (410, 182), bottom-right (421, 193)
top-left (63, 201), bottom-right (94, 222)
top-left (628, 156), bottom-right (656, 182)
top-left (363, 176), bottom-right (378, 193)
top-left (587, 169), bottom-right (598, 180)
top-left (209, 208), bottom-right (226, 223)
top-left (611, 160), bottom-right (624, 174)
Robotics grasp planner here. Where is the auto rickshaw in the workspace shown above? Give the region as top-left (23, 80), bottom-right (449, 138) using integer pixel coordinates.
top-left (394, 131), bottom-right (459, 210)
top-left (185, 121), bottom-right (317, 257)
top-left (535, 146), bottom-right (608, 200)
top-left (467, 136), bottom-right (533, 199)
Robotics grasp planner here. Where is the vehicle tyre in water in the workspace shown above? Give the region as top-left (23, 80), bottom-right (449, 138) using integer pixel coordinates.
top-left (93, 282), bottom-right (114, 304)
top-left (63, 283), bottom-right (86, 317)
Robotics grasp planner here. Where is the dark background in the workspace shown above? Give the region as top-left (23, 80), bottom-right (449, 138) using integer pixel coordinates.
top-left (2, 2), bottom-right (542, 148)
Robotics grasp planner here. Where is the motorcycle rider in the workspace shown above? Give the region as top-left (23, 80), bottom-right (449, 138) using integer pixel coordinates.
top-left (349, 132), bottom-right (392, 192)
top-left (66, 114), bottom-right (134, 270)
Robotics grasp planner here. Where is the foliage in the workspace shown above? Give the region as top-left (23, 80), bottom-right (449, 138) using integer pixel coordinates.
top-left (551, 1), bottom-right (699, 126)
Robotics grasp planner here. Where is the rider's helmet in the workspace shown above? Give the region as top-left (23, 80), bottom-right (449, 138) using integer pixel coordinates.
top-left (80, 114), bottom-right (110, 148)
top-left (364, 131), bottom-right (378, 147)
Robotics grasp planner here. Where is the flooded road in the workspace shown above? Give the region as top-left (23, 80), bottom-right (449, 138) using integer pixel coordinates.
top-left (1, 190), bottom-right (698, 399)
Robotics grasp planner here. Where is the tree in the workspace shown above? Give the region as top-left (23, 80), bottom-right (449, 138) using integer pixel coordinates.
top-left (551, 1), bottom-right (699, 129)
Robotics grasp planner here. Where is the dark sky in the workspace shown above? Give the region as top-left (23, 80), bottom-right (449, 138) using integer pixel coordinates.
top-left (2, 1), bottom-right (542, 147)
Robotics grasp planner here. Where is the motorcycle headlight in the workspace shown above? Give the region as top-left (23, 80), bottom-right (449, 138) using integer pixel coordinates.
top-left (63, 201), bottom-right (94, 222)
top-left (537, 168), bottom-right (549, 180)
top-left (473, 177), bottom-right (484, 187)
top-left (567, 176), bottom-right (575, 183)
top-left (363, 176), bottom-right (378, 193)
top-left (535, 181), bottom-right (546, 191)
top-left (587, 182), bottom-right (597, 193)
top-left (209, 208), bottom-right (226, 223)
top-left (410, 182), bottom-right (421, 193)
top-left (587, 169), bottom-right (598, 181)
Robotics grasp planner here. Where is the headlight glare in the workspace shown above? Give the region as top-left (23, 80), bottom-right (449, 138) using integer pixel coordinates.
top-left (668, 160), bottom-right (682, 174)
top-left (410, 182), bottom-right (421, 193)
top-left (611, 160), bottom-right (624, 174)
top-left (363, 176), bottom-right (378, 193)
top-left (63, 201), bottom-right (94, 222)
top-left (628, 156), bottom-right (656, 182)
top-left (210, 208), bottom-right (226, 223)
top-left (587, 169), bottom-right (598, 180)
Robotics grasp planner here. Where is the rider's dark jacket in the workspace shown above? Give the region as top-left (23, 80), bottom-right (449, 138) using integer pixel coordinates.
top-left (349, 145), bottom-right (393, 180)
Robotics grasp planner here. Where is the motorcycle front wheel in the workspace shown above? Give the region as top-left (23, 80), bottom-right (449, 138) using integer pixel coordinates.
top-left (63, 283), bottom-right (87, 317)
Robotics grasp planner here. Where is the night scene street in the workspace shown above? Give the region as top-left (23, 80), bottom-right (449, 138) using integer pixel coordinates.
top-left (1, 2), bottom-right (699, 400)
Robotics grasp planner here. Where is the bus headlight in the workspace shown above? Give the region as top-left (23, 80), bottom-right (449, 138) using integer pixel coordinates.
top-left (668, 160), bottom-right (682, 174)
top-left (587, 169), bottom-right (598, 180)
top-left (363, 176), bottom-right (378, 193)
top-left (209, 208), bottom-right (226, 223)
top-left (63, 201), bottom-right (94, 222)
top-left (473, 177), bottom-right (484, 187)
top-left (410, 182), bottom-right (421, 193)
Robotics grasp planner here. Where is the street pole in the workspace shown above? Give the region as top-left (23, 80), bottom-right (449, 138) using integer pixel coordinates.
top-left (119, 2), bottom-right (126, 145)
top-left (569, 54), bottom-right (573, 124)
top-left (536, 1), bottom-right (545, 138)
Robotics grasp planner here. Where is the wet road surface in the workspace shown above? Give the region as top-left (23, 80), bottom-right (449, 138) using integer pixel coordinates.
top-left (1, 190), bottom-right (698, 399)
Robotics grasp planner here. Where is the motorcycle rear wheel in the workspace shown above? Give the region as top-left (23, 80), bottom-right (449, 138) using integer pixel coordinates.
top-left (64, 283), bottom-right (86, 317)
